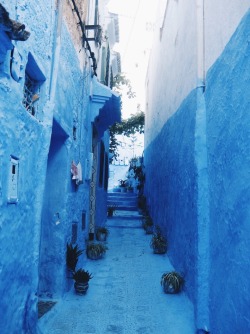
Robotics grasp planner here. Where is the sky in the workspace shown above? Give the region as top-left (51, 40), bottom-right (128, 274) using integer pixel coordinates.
top-left (107, 0), bottom-right (160, 118)
top-left (106, 0), bottom-right (160, 162)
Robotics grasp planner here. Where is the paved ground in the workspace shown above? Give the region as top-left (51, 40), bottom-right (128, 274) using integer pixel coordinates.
top-left (38, 213), bottom-right (195, 333)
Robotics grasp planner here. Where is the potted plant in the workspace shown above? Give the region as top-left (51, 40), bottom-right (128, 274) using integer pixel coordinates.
top-left (72, 269), bottom-right (93, 295)
top-left (142, 215), bottom-right (154, 234)
top-left (127, 185), bottom-right (134, 193)
top-left (138, 195), bottom-right (147, 214)
top-left (107, 204), bottom-right (116, 217)
top-left (150, 226), bottom-right (167, 254)
top-left (161, 271), bottom-right (184, 294)
top-left (119, 179), bottom-right (127, 192)
top-left (86, 242), bottom-right (108, 260)
top-left (96, 226), bottom-right (109, 241)
top-left (66, 243), bottom-right (83, 272)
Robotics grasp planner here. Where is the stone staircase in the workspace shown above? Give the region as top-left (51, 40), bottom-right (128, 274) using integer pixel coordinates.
top-left (107, 191), bottom-right (142, 221)
top-left (107, 191), bottom-right (138, 211)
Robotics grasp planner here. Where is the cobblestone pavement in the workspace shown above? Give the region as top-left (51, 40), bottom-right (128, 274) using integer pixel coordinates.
top-left (38, 214), bottom-right (195, 333)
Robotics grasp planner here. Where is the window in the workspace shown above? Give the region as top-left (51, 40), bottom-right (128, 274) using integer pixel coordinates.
top-left (23, 73), bottom-right (40, 116)
top-left (22, 53), bottom-right (46, 120)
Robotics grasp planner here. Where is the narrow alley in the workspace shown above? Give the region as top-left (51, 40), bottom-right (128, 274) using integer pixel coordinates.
top-left (38, 209), bottom-right (195, 333)
top-left (1, 1), bottom-right (250, 332)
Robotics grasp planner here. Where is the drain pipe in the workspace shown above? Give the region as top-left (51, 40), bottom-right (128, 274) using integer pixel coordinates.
top-left (195, 0), bottom-right (210, 332)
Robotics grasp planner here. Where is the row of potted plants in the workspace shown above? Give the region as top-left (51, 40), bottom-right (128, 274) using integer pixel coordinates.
top-left (140, 198), bottom-right (184, 294)
top-left (66, 226), bottom-right (109, 295)
top-left (66, 243), bottom-right (91, 295)
top-left (113, 179), bottom-right (134, 193)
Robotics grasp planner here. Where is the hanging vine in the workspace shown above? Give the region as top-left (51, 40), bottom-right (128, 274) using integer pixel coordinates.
top-left (109, 111), bottom-right (145, 163)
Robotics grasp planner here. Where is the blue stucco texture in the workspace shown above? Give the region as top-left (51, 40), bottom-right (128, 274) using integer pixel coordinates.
top-left (205, 10), bottom-right (250, 333)
top-left (39, 24), bottom-right (91, 299)
top-left (144, 90), bottom-right (198, 304)
top-left (145, 9), bottom-right (250, 333)
top-left (0, 93), bottom-right (51, 333)
top-left (0, 17), bottom-right (91, 332)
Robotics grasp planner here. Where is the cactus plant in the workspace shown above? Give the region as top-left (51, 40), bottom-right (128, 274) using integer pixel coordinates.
top-left (161, 271), bottom-right (184, 294)
top-left (150, 226), bottom-right (167, 254)
top-left (66, 243), bottom-right (83, 272)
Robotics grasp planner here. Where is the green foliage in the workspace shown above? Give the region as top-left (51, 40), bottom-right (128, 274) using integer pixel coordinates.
top-left (109, 72), bottom-right (144, 163)
top-left (107, 204), bottom-right (117, 216)
top-left (138, 195), bottom-right (147, 212)
top-left (109, 130), bottom-right (120, 162)
top-left (118, 179), bottom-right (127, 187)
top-left (142, 215), bottom-right (154, 229)
top-left (150, 226), bottom-right (168, 253)
top-left (72, 269), bottom-right (93, 283)
top-left (113, 73), bottom-right (136, 99)
top-left (86, 242), bottom-right (108, 259)
top-left (66, 243), bottom-right (83, 272)
top-left (109, 111), bottom-right (145, 162)
top-left (110, 111), bottom-right (145, 137)
top-left (129, 164), bottom-right (145, 192)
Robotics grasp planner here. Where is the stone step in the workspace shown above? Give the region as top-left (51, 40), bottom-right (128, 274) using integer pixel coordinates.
top-left (108, 197), bottom-right (137, 202)
top-left (108, 194), bottom-right (137, 202)
top-left (111, 205), bottom-right (138, 211)
top-left (108, 192), bottom-right (138, 211)
top-left (108, 192), bottom-right (137, 198)
top-left (108, 199), bottom-right (137, 205)
top-left (112, 210), bottom-right (143, 220)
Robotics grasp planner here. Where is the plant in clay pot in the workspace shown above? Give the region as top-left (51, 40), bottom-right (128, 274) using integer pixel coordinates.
top-left (142, 215), bottom-right (154, 234)
top-left (96, 226), bottom-right (109, 241)
top-left (161, 271), bottom-right (184, 294)
top-left (72, 269), bottom-right (93, 295)
top-left (86, 242), bottom-right (108, 260)
top-left (150, 226), bottom-right (167, 254)
top-left (118, 179), bottom-right (127, 192)
top-left (107, 204), bottom-right (117, 217)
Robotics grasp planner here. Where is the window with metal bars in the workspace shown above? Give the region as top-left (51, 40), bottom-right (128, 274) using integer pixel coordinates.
top-left (22, 53), bottom-right (46, 120)
top-left (22, 73), bottom-right (40, 116)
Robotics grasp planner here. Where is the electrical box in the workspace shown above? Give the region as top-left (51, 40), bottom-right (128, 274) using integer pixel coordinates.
top-left (8, 156), bottom-right (19, 203)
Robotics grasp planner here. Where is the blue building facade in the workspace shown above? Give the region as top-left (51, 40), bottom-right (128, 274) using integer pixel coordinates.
top-left (145, 2), bottom-right (250, 333)
top-left (0, 1), bottom-right (120, 332)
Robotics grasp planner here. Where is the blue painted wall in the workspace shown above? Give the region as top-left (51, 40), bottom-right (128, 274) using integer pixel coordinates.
top-left (144, 8), bottom-right (250, 333)
top-left (0, 2), bottom-right (53, 331)
top-left (0, 73), bottom-right (51, 333)
top-left (144, 90), bottom-right (198, 303)
top-left (38, 24), bottom-right (91, 299)
top-left (205, 11), bottom-right (250, 333)
top-left (0, 1), bottom-right (115, 332)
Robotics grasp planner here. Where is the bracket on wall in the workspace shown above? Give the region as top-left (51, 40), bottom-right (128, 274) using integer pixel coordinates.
top-left (70, 0), bottom-right (99, 75)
